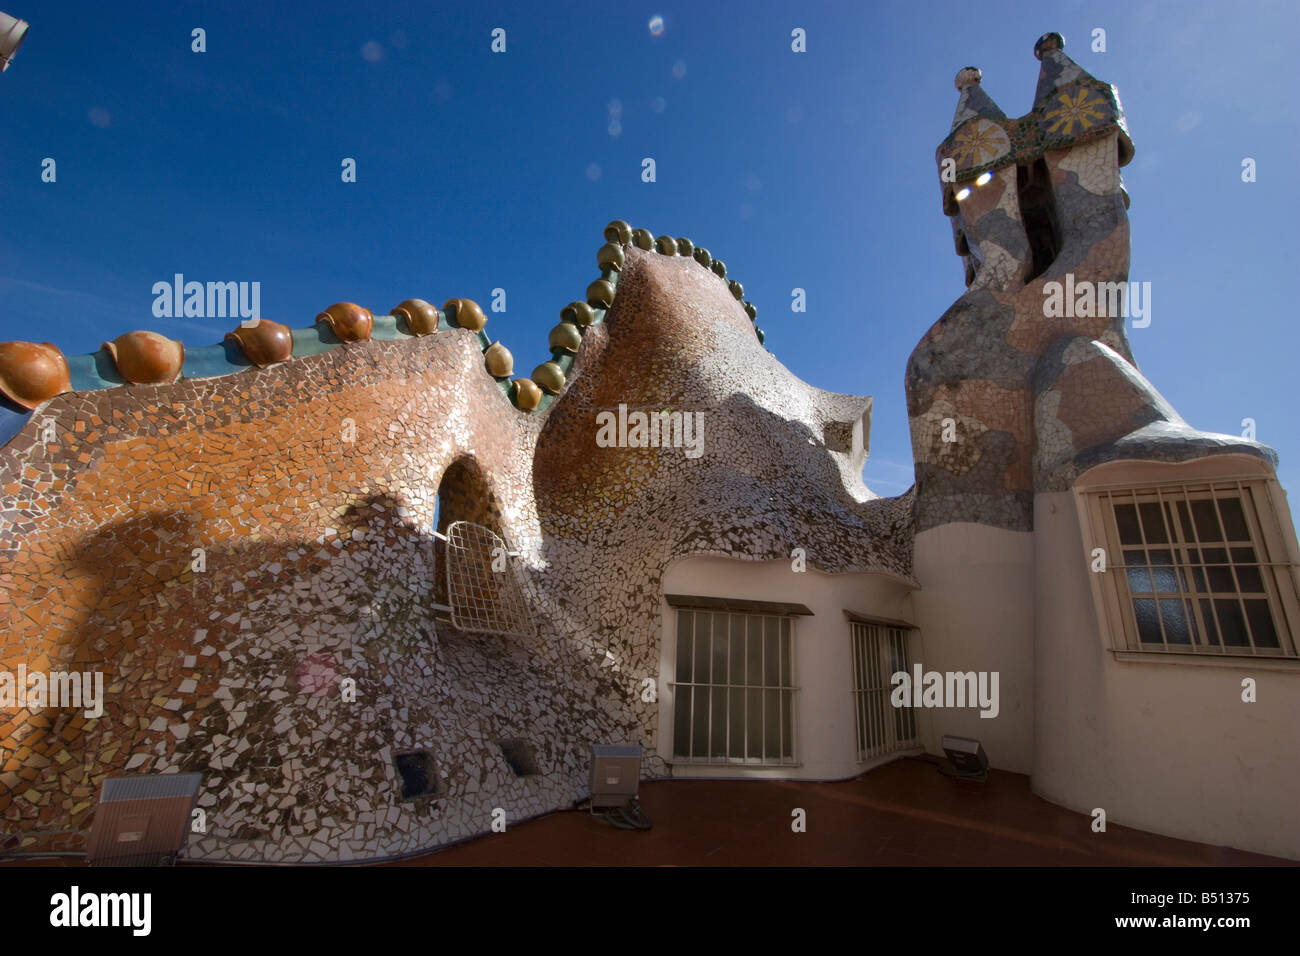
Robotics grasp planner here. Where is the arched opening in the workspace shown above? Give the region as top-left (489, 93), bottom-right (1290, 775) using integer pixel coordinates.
top-left (431, 455), bottom-right (505, 611)
top-left (429, 455), bottom-right (531, 636)
top-left (1016, 157), bottom-right (1061, 281)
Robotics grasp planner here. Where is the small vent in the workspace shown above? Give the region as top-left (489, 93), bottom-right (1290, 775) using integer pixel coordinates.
top-left (499, 739), bottom-right (540, 777)
top-left (394, 750), bottom-right (442, 800)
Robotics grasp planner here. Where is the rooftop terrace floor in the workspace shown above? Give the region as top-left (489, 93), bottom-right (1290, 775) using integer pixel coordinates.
top-left (2, 755), bottom-right (1289, 867)
top-left (382, 755), bottom-right (1293, 867)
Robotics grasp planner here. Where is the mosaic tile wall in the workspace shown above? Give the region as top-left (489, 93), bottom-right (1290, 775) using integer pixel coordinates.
top-left (3, 30), bottom-right (1282, 863)
top-left (908, 35), bottom-right (1277, 534)
top-left (0, 232), bottom-right (910, 860)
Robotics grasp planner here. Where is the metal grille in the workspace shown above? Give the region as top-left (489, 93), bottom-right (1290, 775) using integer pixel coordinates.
top-left (1096, 481), bottom-right (1299, 657)
top-left (87, 773), bottom-right (203, 866)
top-left (671, 609), bottom-right (796, 765)
top-left (850, 622), bottom-right (918, 762)
top-left (443, 520), bottom-right (533, 637)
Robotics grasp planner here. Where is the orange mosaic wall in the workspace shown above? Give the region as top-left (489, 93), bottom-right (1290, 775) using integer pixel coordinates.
top-left (0, 241), bottom-right (914, 861)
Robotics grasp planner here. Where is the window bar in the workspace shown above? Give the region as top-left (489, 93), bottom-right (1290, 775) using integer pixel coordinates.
top-left (872, 625), bottom-right (884, 757)
top-left (777, 615), bottom-right (784, 762)
top-left (890, 629), bottom-right (901, 745)
top-left (859, 624), bottom-right (868, 759)
top-left (858, 624), bottom-right (867, 760)
top-left (725, 612), bottom-right (733, 762)
top-left (897, 629), bottom-right (914, 744)
top-left (1188, 482), bottom-right (1228, 653)
top-left (743, 615), bottom-right (751, 763)
top-left (865, 625), bottom-right (874, 758)
top-left (864, 625), bottom-right (872, 757)
top-left (687, 610), bottom-right (697, 760)
top-left (1241, 479), bottom-right (1297, 655)
top-left (1175, 484), bottom-right (1216, 652)
top-left (860, 625), bottom-right (868, 760)
top-left (894, 632), bottom-right (904, 743)
top-left (864, 626), bottom-right (873, 758)
top-left (906, 630), bottom-right (916, 743)
top-left (1111, 489), bottom-right (1136, 649)
top-left (1236, 479), bottom-right (1287, 653)
top-left (881, 627), bottom-right (891, 754)
top-left (788, 618), bottom-right (796, 765)
top-left (1155, 485), bottom-right (1197, 650)
top-left (850, 625), bottom-right (860, 759)
top-left (889, 628), bottom-right (898, 747)
top-left (705, 613), bottom-right (714, 761)
top-left (1126, 489), bottom-right (1163, 650)
top-left (1109, 488), bottom-right (1140, 650)
top-left (1183, 483), bottom-right (1238, 653)
top-left (868, 624), bottom-right (878, 759)
top-left (1187, 484), bottom-right (1251, 654)
top-left (875, 627), bottom-right (886, 754)
top-left (878, 627), bottom-right (887, 754)
top-left (852, 629), bottom-right (863, 764)
top-left (1140, 488), bottom-right (1175, 650)
top-left (1217, 481), bottom-right (1261, 653)
top-left (761, 615), bottom-right (769, 763)
top-left (785, 617), bottom-right (792, 763)
top-left (1213, 483), bottom-right (1257, 653)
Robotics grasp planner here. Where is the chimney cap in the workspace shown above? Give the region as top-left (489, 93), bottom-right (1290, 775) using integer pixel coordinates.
top-left (1034, 32), bottom-right (1065, 61)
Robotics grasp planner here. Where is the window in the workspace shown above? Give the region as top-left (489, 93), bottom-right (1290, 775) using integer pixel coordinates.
top-left (850, 621), bottom-right (919, 761)
top-left (1089, 480), bottom-right (1299, 657)
top-left (671, 608), bottom-right (796, 765)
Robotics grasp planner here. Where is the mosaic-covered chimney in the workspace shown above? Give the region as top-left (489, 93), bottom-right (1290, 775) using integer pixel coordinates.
top-left (907, 32), bottom-right (1137, 532)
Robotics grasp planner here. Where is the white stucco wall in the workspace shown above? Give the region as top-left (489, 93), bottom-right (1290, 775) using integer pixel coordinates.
top-left (657, 555), bottom-right (921, 780)
top-left (910, 523), bottom-right (1037, 773)
top-left (1033, 479), bottom-right (1300, 861)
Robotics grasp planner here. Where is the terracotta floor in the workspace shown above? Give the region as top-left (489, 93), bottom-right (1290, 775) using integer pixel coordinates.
top-left (382, 755), bottom-right (1293, 867)
top-left (3, 755), bottom-right (1290, 867)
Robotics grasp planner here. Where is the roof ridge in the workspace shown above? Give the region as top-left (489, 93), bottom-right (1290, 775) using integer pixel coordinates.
top-left (0, 221), bottom-right (765, 423)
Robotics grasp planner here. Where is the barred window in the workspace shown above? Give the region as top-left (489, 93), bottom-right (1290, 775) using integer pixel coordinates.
top-left (1089, 480), bottom-right (1299, 657)
top-left (849, 621), bottom-right (919, 761)
top-left (671, 608), bottom-right (796, 765)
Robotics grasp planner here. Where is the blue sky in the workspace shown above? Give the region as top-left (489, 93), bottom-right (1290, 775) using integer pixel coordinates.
top-left (1, 0), bottom-right (1297, 497)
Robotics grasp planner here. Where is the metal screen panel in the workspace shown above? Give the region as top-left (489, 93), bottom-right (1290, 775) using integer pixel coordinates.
top-left (87, 773), bottom-right (202, 866)
top-left (444, 520), bottom-right (533, 637)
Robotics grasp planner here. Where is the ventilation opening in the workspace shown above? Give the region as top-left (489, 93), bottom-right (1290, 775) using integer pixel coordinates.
top-left (1016, 157), bottom-right (1061, 281)
top-left (499, 739), bottom-right (540, 777)
top-left (432, 455), bottom-right (508, 611)
top-left (1117, 134), bottom-right (1134, 168)
top-left (942, 185), bottom-right (958, 217)
top-left (394, 750), bottom-right (443, 800)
